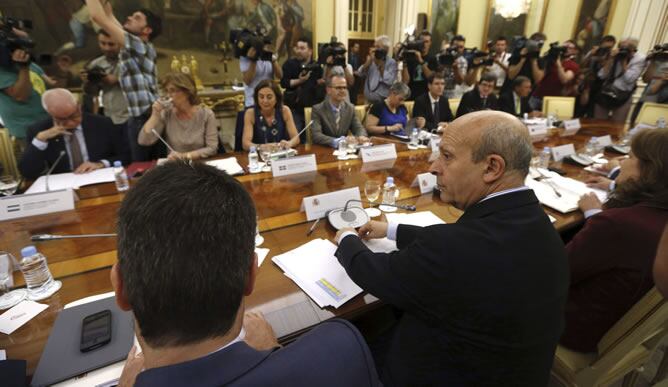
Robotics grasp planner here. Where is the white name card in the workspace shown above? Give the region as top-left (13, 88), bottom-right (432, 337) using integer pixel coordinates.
top-left (430, 136), bottom-right (442, 152)
top-left (271, 154), bottom-right (317, 177)
top-left (302, 187), bottom-right (361, 221)
top-left (594, 134), bottom-right (613, 147)
top-left (551, 143), bottom-right (576, 162)
top-left (0, 189), bottom-right (75, 221)
top-left (527, 123), bottom-right (549, 142)
top-left (361, 144), bottom-right (397, 163)
top-left (411, 173), bottom-right (437, 194)
top-left (561, 119), bottom-right (581, 137)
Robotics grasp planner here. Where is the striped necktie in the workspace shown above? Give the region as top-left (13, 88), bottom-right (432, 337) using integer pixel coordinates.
top-left (68, 132), bottom-right (84, 170)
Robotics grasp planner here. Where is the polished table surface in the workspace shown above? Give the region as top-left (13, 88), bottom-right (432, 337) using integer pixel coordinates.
top-left (0, 119), bottom-right (624, 376)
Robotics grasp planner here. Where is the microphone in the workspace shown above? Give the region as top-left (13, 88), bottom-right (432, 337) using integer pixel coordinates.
top-left (151, 128), bottom-right (176, 154)
top-left (46, 150), bottom-right (66, 192)
top-left (343, 199), bottom-right (416, 213)
top-left (293, 120), bottom-right (313, 140)
top-left (30, 233), bottom-right (117, 242)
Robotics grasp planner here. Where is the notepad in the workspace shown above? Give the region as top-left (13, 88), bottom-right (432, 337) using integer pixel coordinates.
top-left (205, 157), bottom-right (245, 175)
top-left (526, 172), bottom-right (607, 213)
top-left (272, 239), bottom-right (362, 308)
top-left (363, 211), bottom-right (446, 253)
top-left (26, 168), bottom-right (116, 194)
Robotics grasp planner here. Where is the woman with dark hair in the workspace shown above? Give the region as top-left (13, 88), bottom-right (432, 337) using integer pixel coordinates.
top-left (242, 79), bottom-right (299, 151)
top-left (560, 128), bottom-right (668, 353)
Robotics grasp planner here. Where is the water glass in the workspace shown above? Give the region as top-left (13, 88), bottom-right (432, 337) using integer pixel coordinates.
top-left (0, 252), bottom-right (27, 310)
top-left (364, 180), bottom-right (381, 204)
top-left (0, 175), bottom-right (19, 196)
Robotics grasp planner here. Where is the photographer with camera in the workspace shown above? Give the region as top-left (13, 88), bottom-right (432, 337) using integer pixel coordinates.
top-left (502, 32), bottom-right (547, 94)
top-left (579, 35), bottom-right (617, 117)
top-left (594, 38), bottom-right (646, 123)
top-left (531, 40), bottom-right (580, 110)
top-left (0, 19), bottom-right (50, 149)
top-left (631, 43), bottom-right (668, 124)
top-left (400, 30), bottom-right (437, 99)
top-left (81, 30), bottom-right (129, 133)
top-left (240, 40), bottom-right (282, 109)
top-left (358, 35), bottom-right (398, 105)
top-left (320, 39), bottom-right (354, 97)
top-left (280, 37), bottom-right (323, 133)
top-left (485, 36), bottom-right (511, 89)
top-left (86, 0), bottom-right (162, 162)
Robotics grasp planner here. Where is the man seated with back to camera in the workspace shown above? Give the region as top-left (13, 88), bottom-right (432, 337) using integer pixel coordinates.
top-left (401, 30), bottom-right (438, 100)
top-left (280, 37), bottom-right (324, 133)
top-left (412, 72), bottom-right (454, 132)
top-left (530, 40), bottom-right (580, 111)
top-left (456, 72), bottom-right (498, 117)
top-left (113, 161), bottom-right (381, 387)
top-left (333, 110), bottom-right (568, 386)
top-left (19, 88), bottom-right (130, 179)
top-left (311, 75), bottom-right (368, 147)
top-left (498, 75), bottom-right (542, 118)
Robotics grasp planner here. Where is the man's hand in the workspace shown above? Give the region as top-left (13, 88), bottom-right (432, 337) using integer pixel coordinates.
top-left (357, 136), bottom-right (370, 143)
top-left (578, 192), bottom-right (603, 213)
top-left (11, 49), bottom-right (30, 65)
top-left (36, 126), bottom-right (72, 142)
top-left (118, 346), bottom-right (144, 387)
top-left (357, 221), bottom-right (388, 240)
top-left (247, 47), bottom-right (257, 60)
top-left (74, 161), bottom-right (104, 174)
top-left (298, 70), bottom-right (311, 83)
top-left (585, 176), bottom-right (613, 191)
top-left (243, 311), bottom-right (279, 351)
top-left (335, 227), bottom-right (357, 245)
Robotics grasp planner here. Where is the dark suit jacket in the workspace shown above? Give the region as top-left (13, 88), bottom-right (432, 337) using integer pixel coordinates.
top-left (311, 99), bottom-right (367, 147)
top-left (412, 92), bottom-right (453, 131)
top-left (134, 319), bottom-right (381, 387)
top-left (336, 190), bottom-right (569, 386)
top-left (456, 89), bottom-right (499, 118)
top-left (561, 203), bottom-right (668, 353)
top-left (19, 113), bottom-right (130, 179)
top-left (498, 91), bottom-right (532, 117)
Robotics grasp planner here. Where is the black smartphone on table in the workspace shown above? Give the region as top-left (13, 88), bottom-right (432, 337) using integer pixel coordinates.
top-left (80, 309), bottom-right (112, 353)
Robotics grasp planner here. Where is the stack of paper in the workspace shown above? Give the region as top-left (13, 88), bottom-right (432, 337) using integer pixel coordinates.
top-left (526, 171), bottom-right (607, 213)
top-left (272, 239), bottom-right (362, 308)
top-left (205, 157), bottom-right (245, 175)
top-left (363, 211), bottom-right (446, 253)
top-left (26, 168), bottom-right (116, 194)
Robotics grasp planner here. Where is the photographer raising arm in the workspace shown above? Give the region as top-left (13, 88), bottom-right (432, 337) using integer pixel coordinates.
top-left (359, 35), bottom-right (398, 105)
top-left (401, 30), bottom-right (437, 99)
top-left (280, 37), bottom-right (323, 131)
top-left (241, 42), bottom-right (282, 109)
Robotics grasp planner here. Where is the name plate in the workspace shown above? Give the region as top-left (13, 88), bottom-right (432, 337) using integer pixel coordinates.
top-left (593, 134), bottom-right (613, 147)
top-left (430, 136), bottom-right (442, 152)
top-left (551, 143), bottom-right (576, 162)
top-left (271, 154), bottom-right (317, 177)
top-left (412, 173), bottom-right (437, 194)
top-left (360, 144), bottom-right (397, 163)
top-left (561, 119), bottom-right (581, 136)
top-left (0, 189), bottom-right (75, 221)
top-left (527, 123), bottom-right (549, 142)
top-left (302, 187), bottom-right (361, 221)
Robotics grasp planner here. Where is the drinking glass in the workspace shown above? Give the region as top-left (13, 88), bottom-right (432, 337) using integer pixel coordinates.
top-left (0, 252), bottom-right (27, 310)
top-left (346, 136), bottom-right (358, 153)
top-left (0, 175), bottom-right (19, 196)
top-left (364, 180), bottom-right (381, 205)
top-left (258, 145), bottom-right (272, 172)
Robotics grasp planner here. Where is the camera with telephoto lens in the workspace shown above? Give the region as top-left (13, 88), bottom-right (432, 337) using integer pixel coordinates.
top-left (319, 37), bottom-right (347, 66)
top-left (229, 25), bottom-right (273, 61)
top-left (546, 42), bottom-right (567, 62)
top-left (464, 47), bottom-right (493, 68)
top-left (301, 62), bottom-right (321, 73)
top-left (85, 66), bottom-right (107, 84)
top-left (437, 47), bottom-right (460, 67)
top-left (647, 43), bottom-right (668, 61)
top-left (374, 47), bottom-right (388, 61)
top-left (0, 16), bottom-right (42, 68)
top-left (396, 34), bottom-right (425, 62)
top-left (616, 47), bottom-right (632, 61)
top-left (509, 36), bottom-right (544, 64)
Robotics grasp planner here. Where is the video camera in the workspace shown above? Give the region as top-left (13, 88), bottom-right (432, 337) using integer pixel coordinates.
top-left (545, 42), bottom-right (567, 62)
top-left (0, 16), bottom-right (37, 67)
top-left (229, 25), bottom-right (273, 61)
top-left (396, 26), bottom-right (425, 62)
top-left (648, 43), bottom-right (668, 61)
top-left (594, 46), bottom-right (611, 56)
top-left (85, 66), bottom-right (107, 84)
top-left (616, 47), bottom-right (632, 61)
top-left (319, 37), bottom-right (346, 66)
top-left (464, 47), bottom-right (493, 68)
top-left (510, 36), bottom-right (544, 63)
top-left (374, 47), bottom-right (388, 61)
top-left (436, 47), bottom-right (460, 67)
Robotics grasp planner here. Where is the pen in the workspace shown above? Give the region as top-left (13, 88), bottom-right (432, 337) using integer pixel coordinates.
top-left (306, 217), bottom-right (320, 236)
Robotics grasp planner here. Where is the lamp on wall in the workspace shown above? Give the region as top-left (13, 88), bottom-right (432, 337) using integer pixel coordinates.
top-left (494, 0), bottom-right (532, 20)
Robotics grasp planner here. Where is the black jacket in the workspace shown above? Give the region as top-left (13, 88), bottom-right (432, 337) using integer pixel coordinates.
top-left (498, 91), bottom-right (532, 117)
top-left (456, 89), bottom-right (499, 118)
top-left (335, 190), bottom-right (569, 386)
top-left (412, 92), bottom-right (453, 131)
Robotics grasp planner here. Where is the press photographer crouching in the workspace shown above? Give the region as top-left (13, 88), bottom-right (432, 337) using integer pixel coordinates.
top-left (399, 30), bottom-right (437, 99)
top-left (81, 30), bottom-right (129, 137)
top-left (280, 37), bottom-right (324, 136)
top-left (531, 40), bottom-right (580, 110)
top-left (594, 37), bottom-right (645, 123)
top-left (0, 16), bottom-right (50, 151)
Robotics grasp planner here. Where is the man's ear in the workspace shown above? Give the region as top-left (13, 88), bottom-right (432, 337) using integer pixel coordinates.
top-left (482, 154), bottom-right (506, 183)
top-left (244, 253), bottom-right (259, 297)
top-left (110, 263), bottom-right (132, 311)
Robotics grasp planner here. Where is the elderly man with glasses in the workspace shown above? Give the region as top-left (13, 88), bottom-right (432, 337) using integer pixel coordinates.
top-left (19, 88), bottom-right (130, 179)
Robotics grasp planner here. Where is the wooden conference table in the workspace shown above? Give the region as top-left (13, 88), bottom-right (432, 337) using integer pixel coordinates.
top-left (0, 119), bottom-right (624, 376)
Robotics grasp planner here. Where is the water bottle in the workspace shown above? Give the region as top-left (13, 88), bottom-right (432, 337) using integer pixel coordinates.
top-left (538, 147), bottom-right (551, 169)
top-left (113, 161), bottom-right (129, 192)
top-left (382, 177), bottom-right (398, 207)
top-left (657, 117), bottom-right (666, 129)
top-left (409, 128), bottom-right (419, 148)
top-left (19, 246), bottom-right (61, 301)
top-left (248, 146), bottom-right (259, 172)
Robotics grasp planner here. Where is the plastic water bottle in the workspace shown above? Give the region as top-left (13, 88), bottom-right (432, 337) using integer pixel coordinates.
top-left (538, 147), bottom-right (551, 169)
top-left (248, 146), bottom-right (259, 172)
top-left (409, 128), bottom-right (419, 148)
top-left (19, 246), bottom-right (61, 301)
top-left (382, 177), bottom-right (398, 207)
top-left (113, 161), bottom-right (129, 192)
top-left (657, 117), bottom-right (666, 129)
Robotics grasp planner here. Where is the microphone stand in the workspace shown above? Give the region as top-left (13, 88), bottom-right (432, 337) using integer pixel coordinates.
top-left (45, 150), bottom-right (67, 192)
top-left (343, 199), bottom-right (416, 213)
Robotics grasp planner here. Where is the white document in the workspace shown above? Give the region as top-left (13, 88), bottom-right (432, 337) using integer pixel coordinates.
top-left (302, 187), bottom-right (361, 221)
top-left (256, 247), bottom-right (270, 266)
top-left (551, 143), bottom-right (576, 161)
top-left (0, 189), bottom-right (75, 221)
top-left (26, 168), bottom-right (116, 194)
top-left (360, 144), bottom-right (397, 163)
top-left (363, 211), bottom-right (446, 253)
top-left (205, 157), bottom-right (245, 175)
top-left (525, 172), bottom-right (607, 213)
top-left (271, 154), bottom-right (317, 177)
top-left (0, 300), bottom-right (49, 334)
top-left (411, 173), bottom-right (437, 194)
top-left (272, 239), bottom-right (362, 308)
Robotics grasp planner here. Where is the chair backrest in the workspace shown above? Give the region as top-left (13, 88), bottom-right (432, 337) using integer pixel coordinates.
top-left (449, 98), bottom-right (461, 116)
top-left (304, 107), bottom-right (313, 145)
top-left (0, 128), bottom-right (20, 178)
top-left (354, 105), bottom-right (370, 125)
top-left (636, 102), bottom-right (668, 126)
top-left (404, 101), bottom-right (415, 118)
top-left (542, 96), bottom-right (575, 119)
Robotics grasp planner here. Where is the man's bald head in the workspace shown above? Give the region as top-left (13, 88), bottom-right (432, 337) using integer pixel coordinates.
top-left (42, 88), bottom-right (82, 129)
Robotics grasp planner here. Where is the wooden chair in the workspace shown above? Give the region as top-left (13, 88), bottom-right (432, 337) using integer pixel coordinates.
top-left (0, 128), bottom-right (20, 178)
top-left (404, 100), bottom-right (415, 117)
top-left (354, 105), bottom-right (370, 125)
top-left (542, 96), bottom-right (575, 120)
top-left (552, 287), bottom-right (668, 387)
top-left (304, 107), bottom-right (313, 145)
top-left (449, 98), bottom-right (461, 116)
top-left (635, 102), bottom-right (668, 126)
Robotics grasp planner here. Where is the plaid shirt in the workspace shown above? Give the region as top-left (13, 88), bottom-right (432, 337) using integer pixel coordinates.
top-left (119, 32), bottom-right (158, 117)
